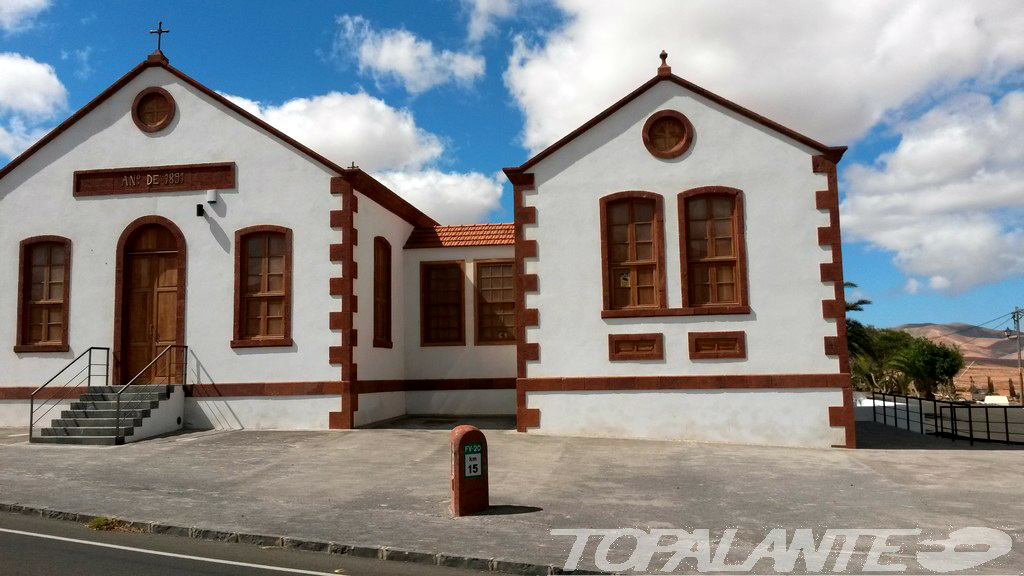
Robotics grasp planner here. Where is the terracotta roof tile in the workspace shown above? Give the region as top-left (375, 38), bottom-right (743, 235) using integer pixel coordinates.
top-left (404, 223), bottom-right (514, 249)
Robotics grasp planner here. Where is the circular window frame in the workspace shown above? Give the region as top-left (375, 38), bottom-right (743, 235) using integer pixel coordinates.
top-left (642, 110), bottom-right (694, 159)
top-left (131, 87), bottom-right (176, 133)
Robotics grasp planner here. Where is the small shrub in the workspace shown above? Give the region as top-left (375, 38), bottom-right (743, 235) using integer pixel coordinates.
top-left (86, 517), bottom-right (141, 532)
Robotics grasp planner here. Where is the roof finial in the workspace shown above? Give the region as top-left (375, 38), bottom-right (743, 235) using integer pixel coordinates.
top-left (658, 50), bottom-right (671, 77)
top-left (150, 21), bottom-right (170, 53)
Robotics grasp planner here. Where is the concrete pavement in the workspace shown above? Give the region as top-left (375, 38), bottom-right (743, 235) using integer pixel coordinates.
top-left (1, 421), bottom-right (1022, 574)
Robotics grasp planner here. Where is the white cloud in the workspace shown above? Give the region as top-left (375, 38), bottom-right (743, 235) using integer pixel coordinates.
top-left (377, 170), bottom-right (504, 224)
top-left (0, 52), bottom-right (66, 118)
top-left (463, 0), bottom-right (517, 43)
top-left (221, 91), bottom-right (502, 223)
top-left (333, 15), bottom-right (485, 94)
top-left (504, 1), bottom-right (1024, 153)
top-left (842, 92), bottom-right (1024, 294)
top-left (0, 0), bottom-right (49, 33)
top-left (221, 91), bottom-right (443, 172)
top-left (0, 51), bottom-right (65, 160)
top-left (0, 116), bottom-right (47, 158)
top-left (60, 46), bottom-right (93, 80)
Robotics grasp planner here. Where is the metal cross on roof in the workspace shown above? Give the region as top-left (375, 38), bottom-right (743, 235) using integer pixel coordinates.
top-left (149, 21), bottom-right (170, 51)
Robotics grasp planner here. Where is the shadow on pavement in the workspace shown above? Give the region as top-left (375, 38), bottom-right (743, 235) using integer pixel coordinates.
top-left (365, 416), bottom-right (516, 431)
top-left (856, 421), bottom-right (1024, 450)
top-left (470, 505), bottom-right (543, 516)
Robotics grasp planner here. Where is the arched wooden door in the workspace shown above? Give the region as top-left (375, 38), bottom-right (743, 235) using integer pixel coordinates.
top-left (120, 223), bottom-right (183, 384)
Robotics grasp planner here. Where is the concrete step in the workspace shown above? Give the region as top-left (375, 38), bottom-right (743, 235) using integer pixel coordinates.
top-left (61, 409), bottom-right (151, 419)
top-left (79, 392), bottom-right (167, 402)
top-left (51, 418), bottom-right (144, 428)
top-left (70, 400), bottom-right (160, 411)
top-left (40, 426), bottom-right (135, 437)
top-left (31, 435), bottom-right (123, 446)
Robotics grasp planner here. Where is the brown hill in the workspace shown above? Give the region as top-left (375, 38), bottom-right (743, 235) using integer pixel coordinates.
top-left (894, 322), bottom-right (1021, 397)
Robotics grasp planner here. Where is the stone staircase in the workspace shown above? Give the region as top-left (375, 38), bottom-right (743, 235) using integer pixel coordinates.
top-left (33, 385), bottom-right (171, 445)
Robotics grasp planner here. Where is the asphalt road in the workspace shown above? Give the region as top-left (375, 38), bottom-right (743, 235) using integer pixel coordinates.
top-left (0, 513), bottom-right (488, 576)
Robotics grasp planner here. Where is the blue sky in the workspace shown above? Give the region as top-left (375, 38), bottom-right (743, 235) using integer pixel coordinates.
top-left (2, 1), bottom-right (1023, 330)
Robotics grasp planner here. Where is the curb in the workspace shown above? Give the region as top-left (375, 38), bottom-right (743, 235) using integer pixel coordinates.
top-left (0, 502), bottom-right (593, 575)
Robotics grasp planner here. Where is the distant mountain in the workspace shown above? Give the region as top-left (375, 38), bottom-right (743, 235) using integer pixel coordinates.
top-left (893, 322), bottom-right (1022, 396)
top-left (896, 322), bottom-right (1018, 360)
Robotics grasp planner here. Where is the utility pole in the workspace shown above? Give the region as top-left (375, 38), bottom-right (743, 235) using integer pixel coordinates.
top-left (1010, 308), bottom-right (1024, 404)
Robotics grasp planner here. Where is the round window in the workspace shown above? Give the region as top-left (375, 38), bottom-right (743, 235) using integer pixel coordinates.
top-left (642, 110), bottom-right (693, 159)
top-left (132, 87), bottom-right (175, 133)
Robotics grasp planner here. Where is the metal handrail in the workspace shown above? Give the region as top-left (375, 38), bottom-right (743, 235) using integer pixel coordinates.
top-left (115, 345), bottom-right (187, 440)
top-left (29, 347), bottom-right (110, 441)
top-left (874, 391), bottom-right (1024, 445)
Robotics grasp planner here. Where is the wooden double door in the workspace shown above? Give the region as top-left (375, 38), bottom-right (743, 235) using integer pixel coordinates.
top-left (122, 225), bottom-right (182, 385)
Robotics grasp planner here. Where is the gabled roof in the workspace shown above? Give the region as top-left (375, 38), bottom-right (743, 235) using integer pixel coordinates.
top-left (0, 51), bottom-right (436, 228)
top-left (404, 223), bottom-right (514, 249)
top-left (504, 57), bottom-right (846, 179)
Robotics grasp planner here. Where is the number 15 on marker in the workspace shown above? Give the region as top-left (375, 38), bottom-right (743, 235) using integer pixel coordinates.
top-left (464, 453), bottom-right (482, 477)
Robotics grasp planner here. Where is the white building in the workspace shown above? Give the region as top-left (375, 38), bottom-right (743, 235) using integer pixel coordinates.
top-left (0, 50), bottom-right (853, 448)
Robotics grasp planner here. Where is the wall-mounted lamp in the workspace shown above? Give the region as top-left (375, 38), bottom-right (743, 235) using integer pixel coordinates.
top-left (196, 204), bottom-right (205, 217)
top-left (206, 189), bottom-right (218, 204)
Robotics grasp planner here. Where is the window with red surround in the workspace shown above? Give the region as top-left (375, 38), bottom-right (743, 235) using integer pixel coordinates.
top-left (476, 261), bottom-right (515, 344)
top-left (609, 333), bottom-right (664, 361)
top-left (678, 187), bottom-right (750, 312)
top-left (373, 237), bottom-right (392, 348)
top-left (421, 261), bottom-right (465, 346)
top-left (600, 191), bottom-right (667, 312)
top-left (232, 226), bottom-right (293, 348)
top-left (16, 236), bottom-right (71, 352)
top-left (131, 87), bottom-right (176, 133)
top-left (642, 110), bottom-right (694, 159)
top-left (688, 331), bottom-right (746, 360)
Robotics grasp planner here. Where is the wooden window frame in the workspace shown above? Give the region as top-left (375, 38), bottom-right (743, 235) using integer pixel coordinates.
top-left (232, 226), bottom-right (293, 348)
top-left (131, 87), bottom-right (176, 133)
top-left (688, 331), bottom-right (747, 360)
top-left (474, 259), bottom-right (516, 346)
top-left (420, 261), bottom-right (466, 347)
top-left (373, 236), bottom-right (393, 348)
top-left (599, 191), bottom-right (668, 312)
top-left (642, 110), bottom-right (694, 159)
top-left (15, 236), bottom-right (72, 353)
top-left (608, 333), bottom-right (664, 361)
top-left (678, 186), bottom-right (751, 315)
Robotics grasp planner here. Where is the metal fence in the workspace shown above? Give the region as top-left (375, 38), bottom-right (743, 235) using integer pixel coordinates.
top-left (871, 392), bottom-right (1024, 446)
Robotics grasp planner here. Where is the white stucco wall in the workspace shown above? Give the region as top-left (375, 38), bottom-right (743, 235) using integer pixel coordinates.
top-left (527, 388), bottom-right (846, 447)
top-left (402, 245), bottom-right (516, 380)
top-left (3, 400), bottom-right (73, 429)
top-left (0, 66), bottom-right (342, 388)
top-left (351, 194), bottom-right (413, 381)
top-left (185, 396), bottom-right (339, 430)
top-left (406, 389), bottom-right (515, 415)
top-left (353, 391), bottom-right (406, 427)
top-left (127, 385), bottom-right (183, 441)
top-left (523, 81), bottom-right (839, 378)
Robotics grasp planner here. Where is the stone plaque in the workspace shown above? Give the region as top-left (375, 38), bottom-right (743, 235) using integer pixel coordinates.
top-left (73, 162), bottom-right (236, 197)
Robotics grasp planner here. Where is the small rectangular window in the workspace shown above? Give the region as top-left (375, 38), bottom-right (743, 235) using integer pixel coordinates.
top-left (608, 333), bottom-right (664, 361)
top-left (373, 237), bottom-right (392, 348)
top-left (421, 262), bottom-right (465, 345)
top-left (476, 261), bottom-right (515, 344)
top-left (688, 331), bottom-right (746, 360)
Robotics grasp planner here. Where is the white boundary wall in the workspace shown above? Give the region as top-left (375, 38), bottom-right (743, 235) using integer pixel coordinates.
top-left (527, 388), bottom-right (846, 447)
top-left (185, 396), bottom-right (340, 430)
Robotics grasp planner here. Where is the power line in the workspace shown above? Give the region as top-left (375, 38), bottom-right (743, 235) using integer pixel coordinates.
top-left (916, 311), bottom-right (1014, 347)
